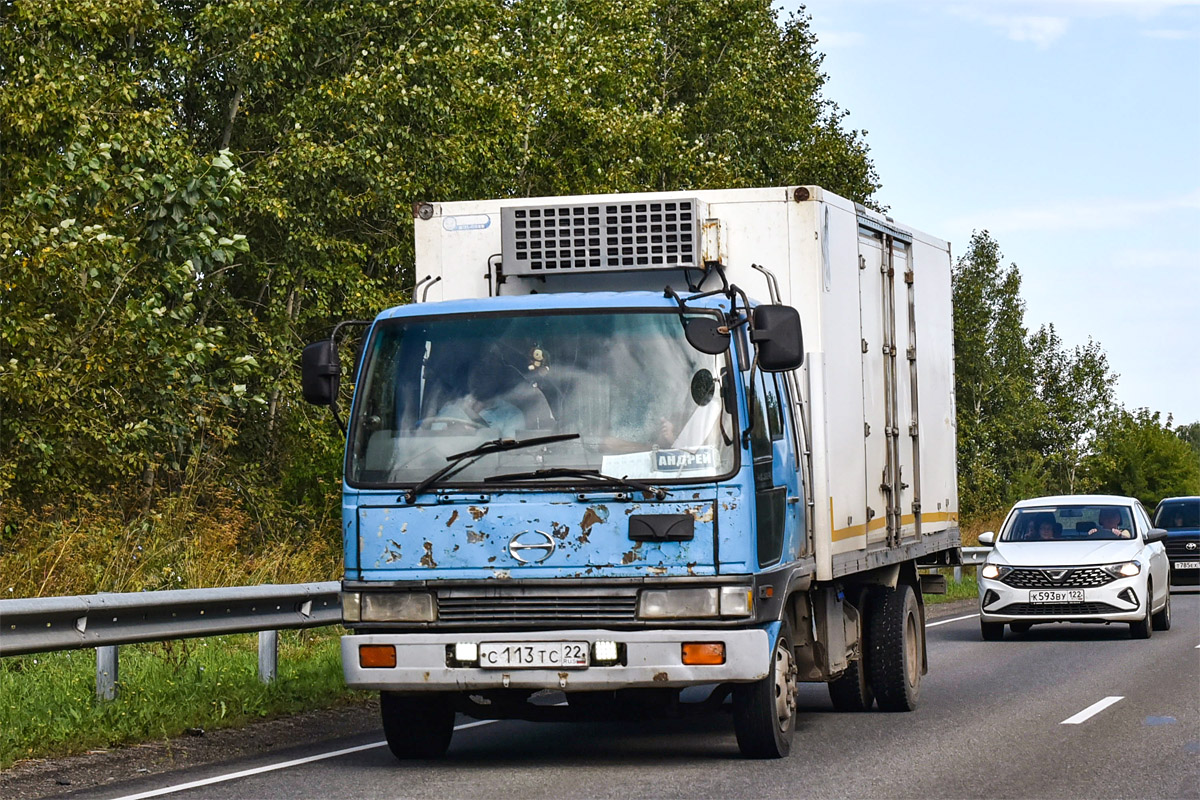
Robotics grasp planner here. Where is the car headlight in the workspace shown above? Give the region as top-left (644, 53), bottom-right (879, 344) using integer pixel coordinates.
top-left (981, 563), bottom-right (1011, 580)
top-left (360, 591), bottom-right (436, 622)
top-left (1103, 561), bottom-right (1141, 579)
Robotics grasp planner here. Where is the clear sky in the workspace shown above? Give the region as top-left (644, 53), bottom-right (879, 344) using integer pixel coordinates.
top-left (778, 0), bottom-right (1200, 425)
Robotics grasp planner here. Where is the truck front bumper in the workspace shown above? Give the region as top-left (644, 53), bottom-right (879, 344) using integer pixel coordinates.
top-left (342, 628), bottom-right (769, 691)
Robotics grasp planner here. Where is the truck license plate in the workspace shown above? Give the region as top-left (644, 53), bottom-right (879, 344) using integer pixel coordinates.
top-left (1029, 589), bottom-right (1084, 603)
top-left (1173, 561), bottom-right (1200, 570)
top-left (478, 642), bottom-right (589, 669)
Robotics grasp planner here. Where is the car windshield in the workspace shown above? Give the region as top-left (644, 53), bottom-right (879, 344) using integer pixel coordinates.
top-left (1000, 505), bottom-right (1135, 542)
top-left (1154, 500), bottom-right (1199, 529)
top-left (346, 309), bottom-right (736, 488)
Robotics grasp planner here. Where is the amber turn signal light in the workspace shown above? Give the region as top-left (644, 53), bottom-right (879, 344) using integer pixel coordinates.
top-left (681, 642), bottom-right (725, 665)
top-left (359, 644), bottom-right (397, 668)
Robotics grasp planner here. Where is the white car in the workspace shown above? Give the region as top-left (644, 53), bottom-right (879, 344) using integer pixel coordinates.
top-left (977, 495), bottom-right (1171, 640)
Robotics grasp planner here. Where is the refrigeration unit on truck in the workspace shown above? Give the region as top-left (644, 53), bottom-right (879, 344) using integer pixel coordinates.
top-left (302, 185), bottom-right (961, 759)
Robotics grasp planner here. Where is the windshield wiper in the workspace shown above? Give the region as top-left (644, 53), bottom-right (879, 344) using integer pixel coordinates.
top-left (485, 467), bottom-right (670, 500)
top-left (401, 433), bottom-right (580, 504)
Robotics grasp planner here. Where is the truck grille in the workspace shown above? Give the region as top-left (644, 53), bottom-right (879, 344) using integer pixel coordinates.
top-left (1001, 568), bottom-right (1114, 589)
top-left (501, 200), bottom-right (701, 274)
top-left (997, 602), bottom-right (1120, 616)
top-left (436, 586), bottom-right (640, 626)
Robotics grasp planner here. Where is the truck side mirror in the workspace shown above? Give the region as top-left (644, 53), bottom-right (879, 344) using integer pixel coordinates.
top-left (751, 305), bottom-right (803, 371)
top-left (683, 317), bottom-right (730, 355)
top-left (302, 340), bottom-right (340, 405)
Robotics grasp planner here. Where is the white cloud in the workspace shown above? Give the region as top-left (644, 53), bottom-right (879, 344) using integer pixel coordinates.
top-left (946, 191), bottom-right (1200, 233)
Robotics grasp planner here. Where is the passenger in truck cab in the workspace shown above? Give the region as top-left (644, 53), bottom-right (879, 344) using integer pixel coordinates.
top-left (1088, 508), bottom-right (1132, 539)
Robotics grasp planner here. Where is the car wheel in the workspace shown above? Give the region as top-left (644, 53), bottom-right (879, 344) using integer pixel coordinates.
top-left (380, 691), bottom-right (455, 759)
top-left (1009, 622), bottom-right (1032, 634)
top-left (1152, 585), bottom-right (1172, 631)
top-left (980, 620), bottom-right (1005, 641)
top-left (1129, 580), bottom-right (1153, 640)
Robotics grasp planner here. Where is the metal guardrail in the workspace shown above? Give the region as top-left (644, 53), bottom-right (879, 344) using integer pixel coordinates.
top-left (961, 546), bottom-right (989, 566)
top-left (0, 582), bottom-right (341, 699)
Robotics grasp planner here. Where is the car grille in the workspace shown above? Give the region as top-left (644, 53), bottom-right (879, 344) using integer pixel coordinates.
top-left (435, 586), bottom-right (640, 626)
top-left (1000, 567), bottom-right (1114, 589)
top-left (997, 602), bottom-right (1120, 616)
top-left (1165, 540), bottom-right (1200, 558)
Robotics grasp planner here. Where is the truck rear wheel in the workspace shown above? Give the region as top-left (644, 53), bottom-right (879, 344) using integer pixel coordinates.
top-left (733, 618), bottom-right (798, 758)
top-left (380, 691), bottom-right (454, 759)
top-left (827, 655), bottom-right (874, 711)
top-left (867, 583), bottom-right (922, 712)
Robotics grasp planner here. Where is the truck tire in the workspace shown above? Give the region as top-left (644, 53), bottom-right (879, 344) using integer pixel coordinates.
top-left (867, 583), bottom-right (922, 712)
top-left (380, 691), bottom-right (455, 759)
top-left (733, 618), bottom-right (798, 758)
top-left (827, 656), bottom-right (874, 712)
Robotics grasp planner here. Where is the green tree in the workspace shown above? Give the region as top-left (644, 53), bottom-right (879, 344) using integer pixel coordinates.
top-left (952, 231), bottom-right (1039, 515)
top-left (1083, 409), bottom-right (1200, 506)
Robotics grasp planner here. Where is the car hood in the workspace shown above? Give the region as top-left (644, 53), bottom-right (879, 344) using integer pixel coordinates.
top-left (990, 540), bottom-right (1142, 567)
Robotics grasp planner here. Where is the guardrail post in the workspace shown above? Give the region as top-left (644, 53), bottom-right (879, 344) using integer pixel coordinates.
top-left (953, 565), bottom-right (963, 583)
top-left (96, 645), bottom-right (118, 701)
top-left (258, 630), bottom-right (278, 683)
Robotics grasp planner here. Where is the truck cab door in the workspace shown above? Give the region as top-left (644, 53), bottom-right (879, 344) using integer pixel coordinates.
top-left (750, 370), bottom-right (801, 567)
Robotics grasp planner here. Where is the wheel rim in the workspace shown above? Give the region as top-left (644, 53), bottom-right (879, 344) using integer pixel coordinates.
top-left (904, 610), bottom-right (919, 686)
top-left (773, 638), bottom-right (798, 731)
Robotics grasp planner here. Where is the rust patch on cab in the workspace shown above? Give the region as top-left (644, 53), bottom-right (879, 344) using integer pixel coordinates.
top-left (420, 541), bottom-right (438, 568)
top-left (653, 672), bottom-right (669, 682)
top-left (468, 506), bottom-right (488, 521)
top-left (445, 510), bottom-right (459, 527)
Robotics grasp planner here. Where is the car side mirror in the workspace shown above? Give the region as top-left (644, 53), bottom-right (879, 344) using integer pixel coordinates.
top-left (1145, 527), bottom-right (1168, 543)
top-left (301, 340), bottom-right (340, 405)
top-left (978, 531), bottom-right (996, 546)
top-left (751, 305), bottom-right (803, 371)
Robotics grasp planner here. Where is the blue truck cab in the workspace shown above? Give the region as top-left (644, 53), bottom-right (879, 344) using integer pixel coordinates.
top-left (303, 187), bottom-right (962, 759)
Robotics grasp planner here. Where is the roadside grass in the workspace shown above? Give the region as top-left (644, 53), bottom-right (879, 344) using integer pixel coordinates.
top-left (0, 627), bottom-right (366, 770)
top-left (924, 572), bottom-right (979, 605)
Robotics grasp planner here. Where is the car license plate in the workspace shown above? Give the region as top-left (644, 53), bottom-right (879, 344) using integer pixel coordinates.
top-left (1173, 561), bottom-right (1200, 570)
top-left (478, 642), bottom-right (589, 669)
top-left (1028, 589), bottom-right (1084, 603)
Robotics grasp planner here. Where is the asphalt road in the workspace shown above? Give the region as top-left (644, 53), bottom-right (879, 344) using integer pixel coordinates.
top-left (62, 593), bottom-right (1200, 800)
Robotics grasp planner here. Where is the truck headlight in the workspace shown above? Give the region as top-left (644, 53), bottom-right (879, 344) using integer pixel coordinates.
top-left (342, 591), bottom-right (361, 623)
top-left (718, 586), bottom-right (754, 617)
top-left (361, 591), bottom-right (436, 622)
top-left (638, 588), bottom-right (718, 619)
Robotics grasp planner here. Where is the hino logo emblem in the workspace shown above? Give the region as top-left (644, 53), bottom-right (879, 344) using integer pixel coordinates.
top-left (1186, 542), bottom-right (1198, 551)
top-left (508, 530), bottom-right (556, 564)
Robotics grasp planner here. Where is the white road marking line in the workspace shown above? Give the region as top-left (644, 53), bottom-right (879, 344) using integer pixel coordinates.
top-left (925, 613), bottom-right (978, 628)
top-left (108, 720), bottom-right (498, 800)
top-left (1061, 696), bottom-right (1124, 725)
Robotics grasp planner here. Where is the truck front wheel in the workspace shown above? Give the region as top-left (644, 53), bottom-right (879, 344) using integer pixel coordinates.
top-left (733, 618), bottom-right (798, 758)
top-left (867, 582), bottom-right (922, 712)
top-left (380, 691), bottom-right (455, 759)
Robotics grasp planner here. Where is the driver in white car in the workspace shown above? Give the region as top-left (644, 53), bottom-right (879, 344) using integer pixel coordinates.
top-left (1089, 508), bottom-right (1132, 539)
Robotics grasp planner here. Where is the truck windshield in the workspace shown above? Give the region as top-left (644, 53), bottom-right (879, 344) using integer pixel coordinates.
top-left (347, 309), bottom-right (736, 488)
